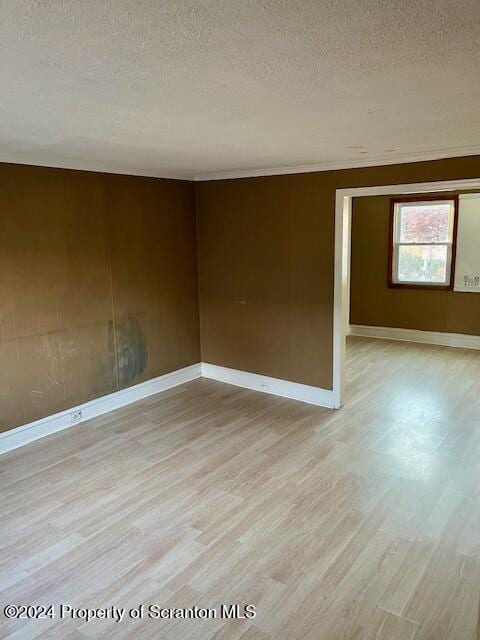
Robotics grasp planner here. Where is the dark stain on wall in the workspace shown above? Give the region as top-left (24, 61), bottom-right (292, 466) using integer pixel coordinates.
top-left (0, 162), bottom-right (199, 432)
top-left (111, 316), bottom-right (148, 388)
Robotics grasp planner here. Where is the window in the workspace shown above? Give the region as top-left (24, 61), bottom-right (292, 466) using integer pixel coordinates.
top-left (389, 196), bottom-right (458, 288)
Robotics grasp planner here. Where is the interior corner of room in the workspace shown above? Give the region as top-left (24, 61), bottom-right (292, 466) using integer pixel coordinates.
top-left (2, 163), bottom-right (480, 451)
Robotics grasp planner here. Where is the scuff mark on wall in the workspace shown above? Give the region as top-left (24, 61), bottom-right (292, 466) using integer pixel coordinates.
top-left (38, 334), bottom-right (63, 387)
top-left (0, 162), bottom-right (198, 432)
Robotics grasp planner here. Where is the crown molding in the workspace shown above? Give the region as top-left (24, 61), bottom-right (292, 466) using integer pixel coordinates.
top-left (193, 146), bottom-right (480, 182)
top-left (0, 157), bottom-right (194, 181)
top-left (3, 145), bottom-right (480, 184)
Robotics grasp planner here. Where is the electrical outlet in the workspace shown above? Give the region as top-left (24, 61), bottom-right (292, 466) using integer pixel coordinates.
top-left (69, 410), bottom-right (82, 423)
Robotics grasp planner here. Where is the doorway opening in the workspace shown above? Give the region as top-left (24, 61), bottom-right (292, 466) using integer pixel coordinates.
top-left (333, 177), bottom-right (480, 408)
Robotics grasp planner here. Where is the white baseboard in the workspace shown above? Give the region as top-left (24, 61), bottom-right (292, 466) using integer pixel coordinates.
top-left (201, 363), bottom-right (335, 408)
top-left (1, 361), bottom-right (337, 455)
top-left (349, 324), bottom-right (480, 350)
top-left (0, 363), bottom-right (202, 455)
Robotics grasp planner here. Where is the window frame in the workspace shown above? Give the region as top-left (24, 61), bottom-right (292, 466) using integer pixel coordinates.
top-left (388, 194), bottom-right (459, 290)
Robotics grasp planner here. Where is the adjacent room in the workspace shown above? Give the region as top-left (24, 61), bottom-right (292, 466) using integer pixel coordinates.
top-left (347, 190), bottom-right (480, 407)
top-left (1, 2), bottom-right (479, 639)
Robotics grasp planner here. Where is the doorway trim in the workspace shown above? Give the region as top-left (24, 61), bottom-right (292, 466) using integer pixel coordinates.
top-left (333, 177), bottom-right (480, 409)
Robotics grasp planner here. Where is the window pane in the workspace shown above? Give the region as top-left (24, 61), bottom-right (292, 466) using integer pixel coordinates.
top-left (397, 244), bottom-right (448, 283)
top-left (398, 202), bottom-right (451, 242)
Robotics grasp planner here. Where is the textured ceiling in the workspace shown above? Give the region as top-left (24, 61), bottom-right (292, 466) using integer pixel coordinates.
top-left (1, 0), bottom-right (479, 180)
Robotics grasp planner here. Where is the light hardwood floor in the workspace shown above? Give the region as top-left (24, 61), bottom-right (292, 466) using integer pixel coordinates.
top-left (1, 337), bottom-right (480, 639)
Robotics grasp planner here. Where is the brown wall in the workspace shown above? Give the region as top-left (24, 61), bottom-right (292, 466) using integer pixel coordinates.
top-left (350, 194), bottom-right (480, 335)
top-left (2, 154), bottom-right (479, 433)
top-left (196, 155), bottom-right (480, 390)
top-left (0, 163), bottom-right (199, 432)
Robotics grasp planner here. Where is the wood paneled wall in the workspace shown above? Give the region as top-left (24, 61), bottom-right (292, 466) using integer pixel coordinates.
top-left (196, 155), bottom-right (480, 390)
top-left (0, 163), bottom-right (199, 432)
top-left (2, 154), bottom-right (479, 433)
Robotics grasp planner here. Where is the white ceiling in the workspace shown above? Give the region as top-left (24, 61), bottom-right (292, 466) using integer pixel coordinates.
top-left (1, 1), bottom-right (479, 180)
